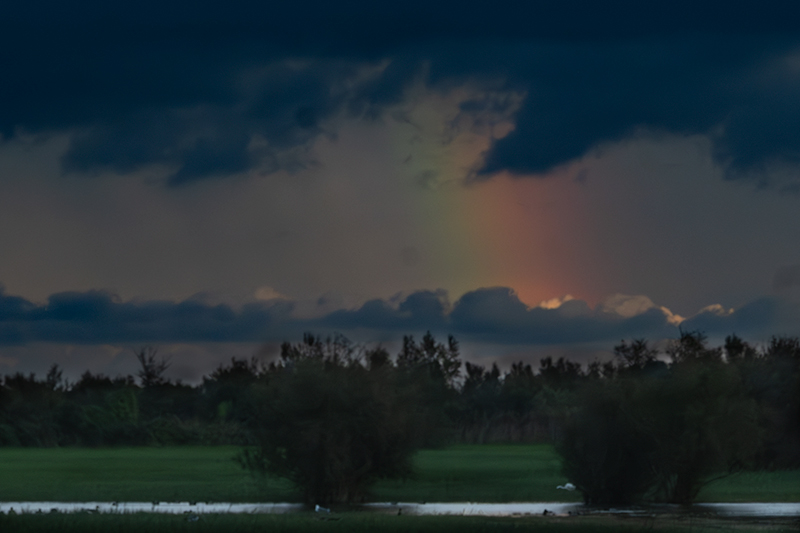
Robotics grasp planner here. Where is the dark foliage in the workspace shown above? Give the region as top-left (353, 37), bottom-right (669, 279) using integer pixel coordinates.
top-left (729, 335), bottom-right (800, 468)
top-left (135, 347), bottom-right (171, 388)
top-left (559, 332), bottom-right (763, 505)
top-left (395, 332), bottom-right (462, 446)
top-left (238, 335), bottom-right (423, 504)
top-left (559, 378), bottom-right (658, 505)
top-left (0, 329), bottom-right (797, 508)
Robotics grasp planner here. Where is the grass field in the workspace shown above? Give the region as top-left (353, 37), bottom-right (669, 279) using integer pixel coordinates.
top-left (0, 444), bottom-right (797, 503)
top-left (374, 444), bottom-right (579, 502)
top-left (0, 512), bottom-right (798, 533)
top-left (696, 469), bottom-right (800, 503)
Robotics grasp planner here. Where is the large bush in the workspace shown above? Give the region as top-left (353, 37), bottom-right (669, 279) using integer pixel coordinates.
top-left (646, 355), bottom-right (760, 503)
top-left (558, 334), bottom-right (761, 505)
top-left (238, 335), bottom-right (422, 504)
top-left (558, 378), bottom-right (658, 505)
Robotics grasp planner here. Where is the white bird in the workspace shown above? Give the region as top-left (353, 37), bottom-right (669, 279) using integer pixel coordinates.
top-left (556, 483), bottom-right (576, 491)
top-left (315, 504), bottom-right (330, 513)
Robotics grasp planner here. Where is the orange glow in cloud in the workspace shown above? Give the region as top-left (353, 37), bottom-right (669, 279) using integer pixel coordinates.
top-left (457, 170), bottom-right (600, 307)
top-left (388, 85), bottom-right (607, 309)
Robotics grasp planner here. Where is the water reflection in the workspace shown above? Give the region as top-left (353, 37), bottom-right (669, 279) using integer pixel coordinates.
top-left (0, 502), bottom-right (303, 515)
top-left (0, 501), bottom-right (798, 517)
top-left (367, 502), bottom-right (800, 517)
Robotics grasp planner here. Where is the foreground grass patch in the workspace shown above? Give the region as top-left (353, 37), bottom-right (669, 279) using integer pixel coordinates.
top-left (1, 513), bottom-right (797, 533)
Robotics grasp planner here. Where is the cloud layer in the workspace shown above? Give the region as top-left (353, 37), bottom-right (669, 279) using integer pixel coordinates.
top-left (3, 2), bottom-right (800, 188)
top-left (1, 286), bottom-right (796, 347)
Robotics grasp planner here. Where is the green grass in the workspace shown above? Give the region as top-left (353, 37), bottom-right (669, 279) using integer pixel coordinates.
top-left (0, 444), bottom-right (797, 503)
top-left (698, 469), bottom-right (800, 503)
top-left (0, 512), bottom-right (797, 533)
top-left (373, 444), bottom-right (580, 503)
top-left (0, 447), bottom-right (283, 502)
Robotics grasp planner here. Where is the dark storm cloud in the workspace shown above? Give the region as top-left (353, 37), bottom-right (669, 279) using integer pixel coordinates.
top-left (323, 290), bottom-right (800, 344)
top-left (463, 38), bottom-right (800, 184)
top-left (1, 286), bottom-right (799, 346)
top-left (0, 289), bottom-right (295, 344)
top-left (681, 297), bottom-right (800, 338)
top-left (446, 288), bottom-right (674, 344)
top-left (320, 290), bottom-right (449, 331)
top-left (0, 287), bottom-right (667, 345)
top-left (2, 1), bottom-right (800, 185)
top-left (57, 59), bottom-right (380, 185)
top-left (6, 1), bottom-right (798, 46)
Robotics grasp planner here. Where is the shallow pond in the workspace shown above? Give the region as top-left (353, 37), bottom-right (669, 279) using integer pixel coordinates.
top-left (1, 501), bottom-right (799, 517)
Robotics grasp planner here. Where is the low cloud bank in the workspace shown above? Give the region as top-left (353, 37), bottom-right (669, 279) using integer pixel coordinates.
top-left (0, 286), bottom-right (797, 347)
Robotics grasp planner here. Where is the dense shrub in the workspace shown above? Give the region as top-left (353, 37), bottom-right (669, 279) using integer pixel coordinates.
top-left (238, 335), bottom-right (423, 504)
top-left (558, 334), bottom-right (761, 505)
top-left (558, 378), bottom-right (658, 504)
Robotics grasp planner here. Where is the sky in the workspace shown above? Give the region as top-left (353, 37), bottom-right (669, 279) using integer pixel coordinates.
top-left (2, 1), bottom-right (800, 381)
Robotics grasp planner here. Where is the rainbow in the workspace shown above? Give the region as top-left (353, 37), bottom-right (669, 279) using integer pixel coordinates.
top-left (387, 96), bottom-right (598, 309)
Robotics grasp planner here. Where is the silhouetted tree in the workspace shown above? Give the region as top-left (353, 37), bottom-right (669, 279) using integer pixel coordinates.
top-left (458, 362), bottom-right (502, 443)
top-left (135, 346), bottom-right (171, 387)
top-left (648, 353), bottom-right (760, 503)
top-left (202, 357), bottom-right (265, 423)
top-left (538, 357), bottom-right (583, 390)
top-left (724, 334), bottom-right (758, 361)
top-left (239, 334), bottom-right (422, 504)
top-left (666, 330), bottom-right (721, 364)
top-left (614, 339), bottom-right (661, 372)
top-left (397, 331), bottom-right (461, 388)
top-left (559, 333), bottom-right (761, 505)
top-left (396, 332), bottom-right (462, 445)
top-left (735, 335), bottom-right (800, 468)
top-left (559, 377), bottom-right (658, 504)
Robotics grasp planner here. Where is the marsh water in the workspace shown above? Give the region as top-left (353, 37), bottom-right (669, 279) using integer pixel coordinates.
top-left (1, 501), bottom-right (799, 517)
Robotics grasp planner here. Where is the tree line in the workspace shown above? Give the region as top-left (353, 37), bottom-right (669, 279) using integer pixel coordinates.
top-left (0, 331), bottom-right (798, 505)
top-left (559, 333), bottom-right (800, 504)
